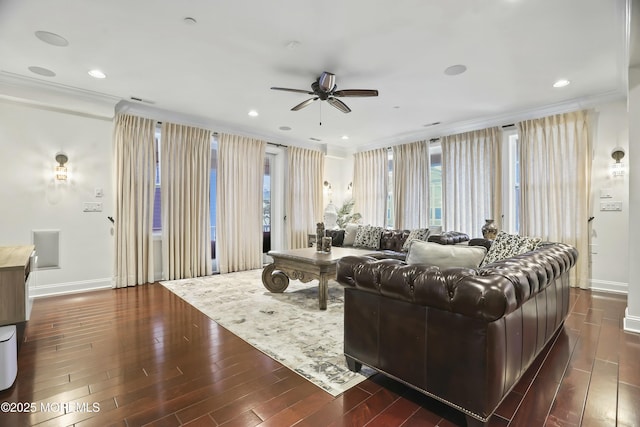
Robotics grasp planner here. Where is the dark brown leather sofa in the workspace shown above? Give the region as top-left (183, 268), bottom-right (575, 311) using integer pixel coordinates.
top-left (336, 241), bottom-right (578, 426)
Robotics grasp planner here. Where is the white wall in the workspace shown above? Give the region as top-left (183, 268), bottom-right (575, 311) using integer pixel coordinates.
top-left (625, 66), bottom-right (640, 333)
top-left (590, 100), bottom-right (630, 293)
top-left (0, 99), bottom-right (114, 296)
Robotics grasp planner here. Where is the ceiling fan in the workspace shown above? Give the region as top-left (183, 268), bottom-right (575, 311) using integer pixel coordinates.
top-left (271, 71), bottom-right (379, 113)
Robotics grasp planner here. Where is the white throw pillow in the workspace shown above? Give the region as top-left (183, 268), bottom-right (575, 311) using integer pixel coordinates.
top-left (343, 223), bottom-right (360, 246)
top-left (406, 241), bottom-right (487, 269)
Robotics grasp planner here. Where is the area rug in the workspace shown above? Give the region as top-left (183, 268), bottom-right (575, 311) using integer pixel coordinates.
top-left (160, 269), bottom-right (374, 396)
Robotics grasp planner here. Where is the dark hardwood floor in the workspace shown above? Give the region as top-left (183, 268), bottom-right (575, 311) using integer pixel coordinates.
top-left (1, 282), bottom-right (638, 426)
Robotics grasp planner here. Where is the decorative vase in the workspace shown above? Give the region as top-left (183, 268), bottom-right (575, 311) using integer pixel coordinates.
top-left (321, 236), bottom-right (332, 253)
top-left (316, 222), bottom-right (325, 252)
top-left (323, 203), bottom-right (338, 229)
top-left (481, 219), bottom-right (498, 240)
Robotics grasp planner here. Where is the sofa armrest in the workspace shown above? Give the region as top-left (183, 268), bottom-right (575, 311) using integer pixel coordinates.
top-left (428, 231), bottom-right (470, 245)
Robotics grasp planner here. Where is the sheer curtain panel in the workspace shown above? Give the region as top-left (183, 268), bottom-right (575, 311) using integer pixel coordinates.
top-left (517, 110), bottom-right (591, 288)
top-left (113, 113), bottom-right (157, 287)
top-left (392, 140), bottom-right (430, 229)
top-left (441, 127), bottom-right (502, 237)
top-left (353, 148), bottom-right (388, 226)
top-left (286, 147), bottom-right (324, 249)
top-left (216, 134), bottom-right (266, 273)
top-left (160, 122), bottom-right (212, 280)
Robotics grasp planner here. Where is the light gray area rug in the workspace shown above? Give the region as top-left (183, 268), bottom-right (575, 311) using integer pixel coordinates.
top-left (160, 269), bottom-right (374, 396)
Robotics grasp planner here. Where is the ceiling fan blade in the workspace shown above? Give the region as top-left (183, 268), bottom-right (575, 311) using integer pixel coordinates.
top-left (327, 97), bottom-right (351, 113)
top-left (291, 97), bottom-right (318, 111)
top-left (318, 72), bottom-right (336, 92)
top-left (271, 87), bottom-right (314, 95)
top-left (333, 89), bottom-right (379, 97)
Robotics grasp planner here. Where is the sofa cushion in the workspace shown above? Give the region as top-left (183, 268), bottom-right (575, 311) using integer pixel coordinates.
top-left (406, 240), bottom-right (487, 269)
top-left (401, 228), bottom-right (430, 252)
top-left (480, 231), bottom-right (541, 267)
top-left (354, 225), bottom-right (384, 250)
top-left (343, 223), bottom-right (360, 246)
top-left (325, 229), bottom-right (345, 247)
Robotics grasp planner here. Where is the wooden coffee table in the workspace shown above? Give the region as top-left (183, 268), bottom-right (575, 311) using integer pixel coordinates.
top-left (262, 247), bottom-right (375, 310)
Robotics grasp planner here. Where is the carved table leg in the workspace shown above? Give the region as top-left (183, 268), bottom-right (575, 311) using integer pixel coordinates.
top-left (318, 273), bottom-right (328, 310)
top-left (262, 263), bottom-right (290, 293)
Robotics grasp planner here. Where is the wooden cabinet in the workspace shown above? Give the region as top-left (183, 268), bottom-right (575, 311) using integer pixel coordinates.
top-left (0, 245), bottom-right (35, 326)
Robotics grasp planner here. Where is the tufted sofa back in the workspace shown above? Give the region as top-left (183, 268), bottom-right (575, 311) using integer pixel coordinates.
top-left (337, 241), bottom-right (578, 321)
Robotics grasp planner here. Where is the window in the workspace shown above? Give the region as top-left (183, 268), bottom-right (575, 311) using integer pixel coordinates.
top-left (210, 138), bottom-right (218, 257)
top-left (263, 154), bottom-right (273, 253)
top-left (429, 143), bottom-right (442, 227)
top-left (386, 149), bottom-right (394, 228)
top-left (152, 133), bottom-right (161, 232)
top-left (502, 131), bottom-right (520, 233)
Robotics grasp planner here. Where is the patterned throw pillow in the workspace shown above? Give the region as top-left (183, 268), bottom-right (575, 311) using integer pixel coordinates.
top-left (480, 231), bottom-right (541, 267)
top-left (401, 228), bottom-right (430, 252)
top-left (353, 225), bottom-right (384, 250)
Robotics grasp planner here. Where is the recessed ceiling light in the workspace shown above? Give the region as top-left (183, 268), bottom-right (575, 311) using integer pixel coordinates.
top-left (279, 126), bottom-right (292, 131)
top-left (309, 137), bottom-right (322, 142)
top-left (423, 121), bottom-right (441, 127)
top-left (248, 110), bottom-right (259, 117)
top-left (444, 64), bottom-right (467, 76)
top-left (34, 31), bottom-right (69, 47)
top-left (553, 79), bottom-right (570, 88)
top-left (28, 66), bottom-right (56, 77)
top-left (183, 17), bottom-right (197, 25)
top-left (88, 69), bottom-right (106, 79)
top-left (341, 135), bottom-right (349, 140)
top-left (393, 106), bottom-right (400, 109)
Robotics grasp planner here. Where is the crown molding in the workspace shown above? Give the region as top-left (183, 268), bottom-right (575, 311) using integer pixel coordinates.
top-left (0, 71), bottom-right (121, 118)
top-left (116, 100), bottom-right (324, 152)
top-left (355, 89), bottom-right (627, 152)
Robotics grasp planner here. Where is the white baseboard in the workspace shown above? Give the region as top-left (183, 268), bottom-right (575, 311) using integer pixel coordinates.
top-left (589, 279), bottom-right (628, 294)
top-left (624, 308), bottom-right (640, 334)
top-left (31, 278), bottom-right (112, 298)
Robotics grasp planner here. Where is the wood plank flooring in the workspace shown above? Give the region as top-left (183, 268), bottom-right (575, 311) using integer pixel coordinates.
top-left (0, 283), bottom-right (638, 426)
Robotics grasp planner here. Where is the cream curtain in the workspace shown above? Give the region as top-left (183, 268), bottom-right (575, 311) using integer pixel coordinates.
top-left (286, 146), bottom-right (324, 249)
top-left (441, 127), bottom-right (502, 237)
top-left (353, 148), bottom-right (388, 226)
top-left (217, 134), bottom-right (266, 273)
top-left (392, 140), bottom-right (430, 229)
top-left (113, 113), bottom-right (157, 287)
top-left (160, 122), bottom-right (212, 280)
top-left (517, 110), bottom-right (591, 288)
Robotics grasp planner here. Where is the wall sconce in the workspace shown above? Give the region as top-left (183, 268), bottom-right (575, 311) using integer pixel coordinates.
top-left (611, 147), bottom-right (625, 177)
top-left (347, 182), bottom-right (353, 192)
top-left (55, 152), bottom-right (68, 181)
top-left (323, 180), bottom-right (332, 191)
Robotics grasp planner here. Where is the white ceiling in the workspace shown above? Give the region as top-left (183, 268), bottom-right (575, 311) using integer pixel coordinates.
top-left (0, 0), bottom-right (628, 151)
